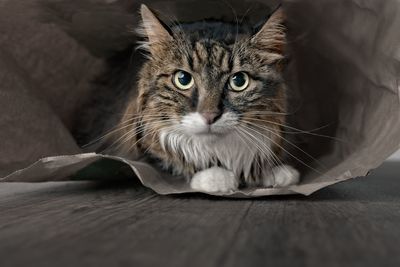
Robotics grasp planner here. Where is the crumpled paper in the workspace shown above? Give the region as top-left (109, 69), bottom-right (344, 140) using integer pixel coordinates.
top-left (1, 0), bottom-right (399, 197)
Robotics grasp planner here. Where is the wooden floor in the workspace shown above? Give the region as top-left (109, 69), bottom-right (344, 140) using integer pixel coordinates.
top-left (1, 162), bottom-right (400, 267)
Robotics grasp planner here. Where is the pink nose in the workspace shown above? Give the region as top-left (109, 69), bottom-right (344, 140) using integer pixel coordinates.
top-left (201, 111), bottom-right (222, 125)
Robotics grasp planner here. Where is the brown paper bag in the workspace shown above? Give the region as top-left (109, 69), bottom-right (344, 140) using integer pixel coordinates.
top-left (1, 0), bottom-right (399, 197)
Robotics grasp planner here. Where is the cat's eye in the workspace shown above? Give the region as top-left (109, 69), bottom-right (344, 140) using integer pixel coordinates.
top-left (173, 70), bottom-right (194, 90)
top-left (229, 72), bottom-right (250, 92)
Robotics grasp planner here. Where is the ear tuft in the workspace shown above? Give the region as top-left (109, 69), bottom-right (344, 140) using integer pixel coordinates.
top-left (251, 7), bottom-right (286, 55)
top-left (137, 4), bottom-right (173, 52)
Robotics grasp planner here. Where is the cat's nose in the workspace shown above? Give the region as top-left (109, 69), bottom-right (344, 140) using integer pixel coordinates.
top-left (201, 111), bottom-right (222, 125)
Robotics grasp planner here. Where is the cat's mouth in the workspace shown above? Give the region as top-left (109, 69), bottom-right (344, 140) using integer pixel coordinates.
top-left (195, 127), bottom-right (225, 137)
top-left (188, 124), bottom-right (233, 139)
top-left (180, 112), bottom-right (238, 138)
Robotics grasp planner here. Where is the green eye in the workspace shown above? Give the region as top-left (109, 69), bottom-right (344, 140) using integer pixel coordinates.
top-left (229, 72), bottom-right (250, 91)
top-left (173, 70), bottom-right (194, 90)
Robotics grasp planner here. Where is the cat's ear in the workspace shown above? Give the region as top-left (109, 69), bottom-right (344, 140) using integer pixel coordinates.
top-left (138, 4), bottom-right (173, 51)
top-left (251, 7), bottom-right (286, 56)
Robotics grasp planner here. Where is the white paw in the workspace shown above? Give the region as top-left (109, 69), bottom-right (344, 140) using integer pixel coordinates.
top-left (190, 167), bottom-right (238, 193)
top-left (262, 165), bottom-right (300, 188)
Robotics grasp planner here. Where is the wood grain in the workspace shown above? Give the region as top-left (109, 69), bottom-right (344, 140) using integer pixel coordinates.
top-left (1, 162), bottom-right (400, 267)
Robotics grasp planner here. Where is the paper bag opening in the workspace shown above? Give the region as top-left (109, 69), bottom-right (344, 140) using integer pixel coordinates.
top-left (1, 0), bottom-right (399, 197)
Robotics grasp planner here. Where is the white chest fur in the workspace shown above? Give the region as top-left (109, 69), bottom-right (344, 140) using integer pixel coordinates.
top-left (159, 128), bottom-right (270, 178)
top-left (159, 112), bottom-right (275, 178)
top-left (158, 112), bottom-right (300, 193)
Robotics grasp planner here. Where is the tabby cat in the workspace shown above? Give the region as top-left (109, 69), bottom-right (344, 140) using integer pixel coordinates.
top-left (75, 4), bottom-right (300, 193)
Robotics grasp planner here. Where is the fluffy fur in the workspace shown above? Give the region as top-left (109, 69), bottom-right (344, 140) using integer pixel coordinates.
top-left (74, 4), bottom-right (300, 193)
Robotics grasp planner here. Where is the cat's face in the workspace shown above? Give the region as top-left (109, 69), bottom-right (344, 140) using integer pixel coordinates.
top-left (134, 5), bottom-right (287, 149)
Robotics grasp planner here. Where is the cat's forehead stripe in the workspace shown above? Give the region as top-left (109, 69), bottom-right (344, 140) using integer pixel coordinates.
top-left (194, 42), bottom-right (208, 63)
top-left (192, 41), bottom-right (232, 72)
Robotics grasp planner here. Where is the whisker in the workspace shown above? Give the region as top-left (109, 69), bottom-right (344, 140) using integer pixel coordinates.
top-left (234, 127), bottom-right (263, 172)
top-left (100, 119), bottom-right (176, 153)
top-left (90, 108), bottom-right (169, 117)
top-left (127, 124), bottom-right (178, 152)
top-left (240, 126), bottom-right (280, 177)
top-left (239, 124), bottom-right (323, 175)
top-left (242, 120), bottom-right (326, 169)
top-left (82, 122), bottom-right (136, 149)
top-left (82, 115), bottom-right (172, 148)
top-left (142, 126), bottom-right (181, 155)
top-left (240, 126), bottom-right (284, 168)
top-left (236, 126), bottom-right (284, 181)
top-left (243, 111), bottom-right (290, 116)
top-left (243, 117), bottom-right (344, 142)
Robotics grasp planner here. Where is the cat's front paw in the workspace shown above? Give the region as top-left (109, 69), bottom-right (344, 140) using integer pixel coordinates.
top-left (190, 167), bottom-right (238, 193)
top-left (263, 164), bottom-right (300, 188)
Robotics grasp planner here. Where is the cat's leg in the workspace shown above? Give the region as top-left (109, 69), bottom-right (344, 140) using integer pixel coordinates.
top-left (262, 164), bottom-right (300, 188)
top-left (190, 167), bottom-right (238, 193)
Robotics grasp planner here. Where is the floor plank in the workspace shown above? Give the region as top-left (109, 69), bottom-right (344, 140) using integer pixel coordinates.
top-left (0, 162), bottom-right (399, 267)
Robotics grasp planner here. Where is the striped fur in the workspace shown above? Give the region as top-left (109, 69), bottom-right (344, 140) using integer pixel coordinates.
top-left (99, 5), bottom-right (299, 191)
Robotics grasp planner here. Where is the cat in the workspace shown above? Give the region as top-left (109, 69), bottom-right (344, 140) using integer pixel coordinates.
top-left (74, 4), bottom-right (300, 193)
